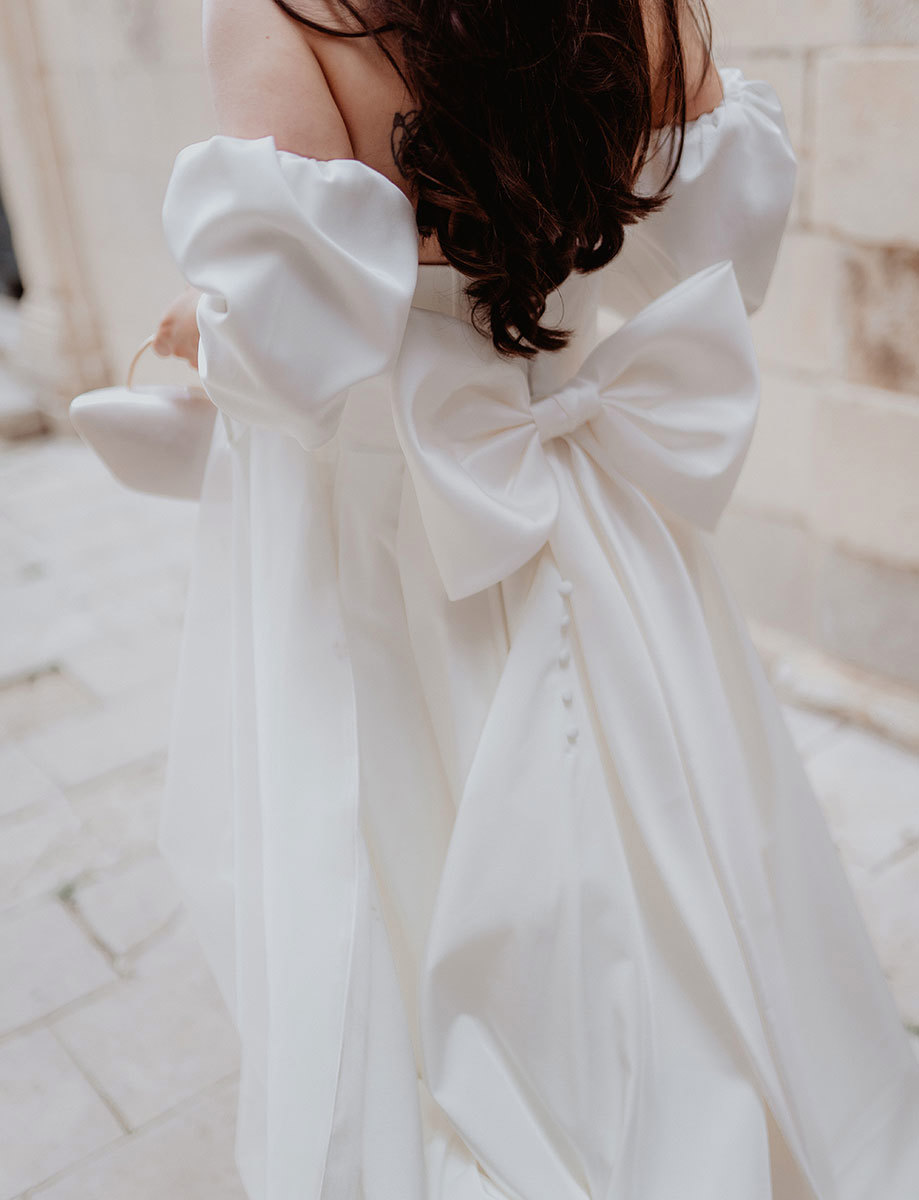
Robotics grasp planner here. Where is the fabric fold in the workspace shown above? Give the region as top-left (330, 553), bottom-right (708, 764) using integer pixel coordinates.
top-left (602, 66), bottom-right (798, 318)
top-left (162, 133), bottom-right (420, 449)
top-left (156, 66), bottom-right (919, 1200)
top-left (391, 260), bottom-right (757, 603)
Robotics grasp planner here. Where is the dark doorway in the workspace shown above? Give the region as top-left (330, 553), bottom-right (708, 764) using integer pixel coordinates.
top-left (0, 188), bottom-right (22, 301)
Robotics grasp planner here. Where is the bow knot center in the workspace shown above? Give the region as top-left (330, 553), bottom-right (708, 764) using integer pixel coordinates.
top-left (530, 377), bottom-right (604, 444)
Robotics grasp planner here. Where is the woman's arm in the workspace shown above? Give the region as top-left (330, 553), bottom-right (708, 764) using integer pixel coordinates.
top-left (155, 0), bottom-right (356, 363)
top-left (201, 0), bottom-right (354, 157)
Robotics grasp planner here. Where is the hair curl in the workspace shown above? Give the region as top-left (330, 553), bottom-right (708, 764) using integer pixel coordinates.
top-left (273, 0), bottom-right (712, 359)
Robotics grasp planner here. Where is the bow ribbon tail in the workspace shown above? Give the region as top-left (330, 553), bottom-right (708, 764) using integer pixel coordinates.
top-left (543, 480), bottom-right (827, 1198)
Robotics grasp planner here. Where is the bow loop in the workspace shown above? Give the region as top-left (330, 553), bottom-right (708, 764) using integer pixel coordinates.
top-left (392, 261), bottom-right (759, 603)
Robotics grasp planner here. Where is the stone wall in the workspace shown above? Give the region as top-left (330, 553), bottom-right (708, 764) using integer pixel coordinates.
top-left (708, 0), bottom-right (919, 692)
top-left (0, 1), bottom-right (213, 405)
top-left (0, 0), bottom-right (916, 694)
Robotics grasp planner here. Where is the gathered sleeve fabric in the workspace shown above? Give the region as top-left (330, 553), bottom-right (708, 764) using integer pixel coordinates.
top-left (158, 135), bottom-right (423, 1200)
top-left (161, 133), bottom-right (420, 450)
top-left (601, 67), bottom-right (797, 318)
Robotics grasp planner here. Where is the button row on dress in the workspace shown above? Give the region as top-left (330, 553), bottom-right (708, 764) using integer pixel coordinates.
top-left (557, 578), bottom-right (578, 751)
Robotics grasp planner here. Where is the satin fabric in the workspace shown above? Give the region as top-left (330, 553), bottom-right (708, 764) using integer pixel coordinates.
top-left (159, 67), bottom-right (919, 1200)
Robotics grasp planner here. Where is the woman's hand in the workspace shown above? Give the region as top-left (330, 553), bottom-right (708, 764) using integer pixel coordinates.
top-left (153, 283), bottom-right (201, 369)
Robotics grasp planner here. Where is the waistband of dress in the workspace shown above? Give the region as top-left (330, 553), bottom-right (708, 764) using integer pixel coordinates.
top-left (411, 263), bottom-right (475, 322)
top-left (336, 265), bottom-right (473, 455)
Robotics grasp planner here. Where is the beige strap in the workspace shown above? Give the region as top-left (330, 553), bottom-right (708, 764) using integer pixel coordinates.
top-left (126, 334), bottom-right (158, 391)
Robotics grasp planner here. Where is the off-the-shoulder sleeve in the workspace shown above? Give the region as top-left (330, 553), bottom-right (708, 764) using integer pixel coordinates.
top-left (602, 67), bottom-right (797, 317)
top-left (161, 134), bottom-right (420, 449)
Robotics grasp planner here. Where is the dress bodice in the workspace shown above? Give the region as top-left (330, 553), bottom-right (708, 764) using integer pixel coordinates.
top-left (161, 64), bottom-right (795, 461)
top-left (409, 260), bottom-right (604, 401)
top-left (369, 63), bottom-right (797, 418)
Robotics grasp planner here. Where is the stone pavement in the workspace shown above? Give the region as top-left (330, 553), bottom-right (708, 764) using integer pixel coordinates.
top-left (0, 431), bottom-right (918, 1200)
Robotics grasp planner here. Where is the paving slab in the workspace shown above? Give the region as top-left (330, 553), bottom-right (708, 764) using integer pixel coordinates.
top-left (0, 668), bottom-right (95, 742)
top-left (29, 1076), bottom-right (245, 1200)
top-left (59, 624), bottom-right (183, 701)
top-left (18, 680), bottom-right (175, 790)
top-left (2, 432), bottom-right (919, 1197)
top-left (0, 790), bottom-right (81, 910)
top-left (52, 919), bottom-right (239, 1129)
top-left (0, 901), bottom-right (115, 1037)
top-left (73, 854), bottom-right (180, 956)
top-left (0, 573), bottom-right (100, 683)
top-left (0, 1027), bottom-right (121, 1200)
top-left (0, 745), bottom-right (62, 817)
top-left (65, 755), bottom-right (167, 866)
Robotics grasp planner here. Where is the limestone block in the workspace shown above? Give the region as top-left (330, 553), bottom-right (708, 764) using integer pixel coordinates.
top-left (0, 902), bottom-right (114, 1036)
top-left (52, 920), bottom-right (239, 1129)
top-left (30, 1077), bottom-right (246, 1200)
top-left (154, 65), bottom-right (218, 151)
top-left (40, 65), bottom-right (107, 168)
top-left (64, 157), bottom-right (204, 389)
top-left (715, 509), bottom-right (818, 641)
top-left (51, 59), bottom-right (213, 177)
top-left (0, 1027), bottom-right (122, 1199)
top-left (812, 383), bottom-right (919, 568)
top-left (812, 49), bottom-right (919, 246)
top-left (74, 855), bottom-right (181, 956)
top-left (734, 373), bottom-right (817, 522)
top-left (708, 0), bottom-right (856, 50)
top-left (842, 244), bottom-right (919, 396)
top-left (856, 0), bottom-right (919, 43)
top-left (806, 725), bottom-right (919, 873)
top-left (751, 231), bottom-right (843, 374)
top-left (31, 0), bottom-right (205, 69)
top-left (816, 547), bottom-right (919, 688)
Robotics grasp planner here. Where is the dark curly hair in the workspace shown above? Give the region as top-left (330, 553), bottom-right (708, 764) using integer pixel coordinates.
top-left (272, 0), bottom-right (712, 359)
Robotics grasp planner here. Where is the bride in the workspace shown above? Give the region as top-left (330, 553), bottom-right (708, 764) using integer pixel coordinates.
top-left (153, 2), bottom-right (919, 1197)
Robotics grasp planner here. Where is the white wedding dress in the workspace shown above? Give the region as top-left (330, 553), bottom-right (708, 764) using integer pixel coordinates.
top-left (159, 68), bottom-right (919, 1200)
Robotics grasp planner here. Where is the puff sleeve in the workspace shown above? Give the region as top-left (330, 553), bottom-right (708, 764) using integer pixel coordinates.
top-left (161, 134), bottom-right (420, 450)
top-left (602, 68), bottom-right (798, 317)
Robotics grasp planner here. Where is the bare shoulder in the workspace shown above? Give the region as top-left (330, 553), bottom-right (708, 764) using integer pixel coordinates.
top-left (200, 0), bottom-right (354, 158)
top-left (644, 0), bottom-right (724, 125)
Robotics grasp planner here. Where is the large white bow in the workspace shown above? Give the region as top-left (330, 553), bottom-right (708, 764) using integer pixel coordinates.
top-left (392, 260), bottom-right (759, 602)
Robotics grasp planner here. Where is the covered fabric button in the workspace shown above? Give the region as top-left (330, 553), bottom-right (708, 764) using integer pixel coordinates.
top-left (562, 689), bottom-right (574, 706)
top-left (558, 649), bottom-right (571, 668)
top-left (558, 580), bottom-right (574, 596)
top-left (566, 727), bottom-right (579, 743)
